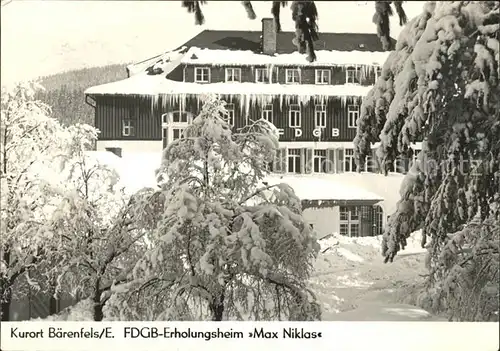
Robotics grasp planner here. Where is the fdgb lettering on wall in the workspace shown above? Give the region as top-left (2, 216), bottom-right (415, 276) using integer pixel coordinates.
top-left (276, 128), bottom-right (340, 139)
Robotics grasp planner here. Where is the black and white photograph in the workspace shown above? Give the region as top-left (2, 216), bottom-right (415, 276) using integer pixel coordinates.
top-left (1, 0), bottom-right (499, 348)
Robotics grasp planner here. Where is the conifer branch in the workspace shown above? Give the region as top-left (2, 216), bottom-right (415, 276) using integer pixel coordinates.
top-left (241, 1), bottom-right (256, 20)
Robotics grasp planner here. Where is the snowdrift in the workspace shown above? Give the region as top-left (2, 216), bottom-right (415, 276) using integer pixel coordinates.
top-left (311, 230), bottom-right (442, 321)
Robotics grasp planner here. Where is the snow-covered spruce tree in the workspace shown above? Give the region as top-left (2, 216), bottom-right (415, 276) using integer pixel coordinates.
top-left (46, 138), bottom-right (160, 321)
top-left (354, 1), bottom-right (499, 321)
top-left (0, 82), bottom-right (95, 320)
top-left (105, 95), bottom-right (320, 321)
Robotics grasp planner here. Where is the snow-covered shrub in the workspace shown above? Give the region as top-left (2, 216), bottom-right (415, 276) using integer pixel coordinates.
top-left (106, 95), bottom-right (320, 321)
top-left (0, 82), bottom-right (96, 321)
top-left (354, 1), bottom-right (499, 321)
top-left (46, 148), bottom-right (156, 321)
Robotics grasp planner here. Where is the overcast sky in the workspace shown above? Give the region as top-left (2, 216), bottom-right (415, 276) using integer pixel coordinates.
top-left (1, 1), bottom-right (427, 84)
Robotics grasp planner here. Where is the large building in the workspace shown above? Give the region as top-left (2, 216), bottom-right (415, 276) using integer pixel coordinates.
top-left (85, 19), bottom-right (419, 238)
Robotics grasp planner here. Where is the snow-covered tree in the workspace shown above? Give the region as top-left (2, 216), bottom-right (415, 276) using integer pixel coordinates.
top-left (0, 82), bottom-right (95, 320)
top-left (105, 95), bottom-right (320, 321)
top-left (354, 1), bottom-right (499, 321)
top-left (46, 142), bottom-right (159, 321)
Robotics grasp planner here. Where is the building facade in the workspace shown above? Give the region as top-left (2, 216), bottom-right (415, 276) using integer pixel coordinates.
top-left (85, 20), bottom-right (419, 238)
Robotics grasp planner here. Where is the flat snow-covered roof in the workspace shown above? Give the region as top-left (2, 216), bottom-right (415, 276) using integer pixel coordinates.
top-left (263, 175), bottom-right (383, 202)
top-left (181, 47), bottom-right (390, 66)
top-left (85, 78), bottom-right (374, 98)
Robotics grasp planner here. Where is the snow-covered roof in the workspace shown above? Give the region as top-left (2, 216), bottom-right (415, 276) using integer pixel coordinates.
top-left (127, 46), bottom-right (188, 77)
top-left (85, 29), bottom-right (390, 97)
top-left (263, 175), bottom-right (383, 202)
top-left (85, 77), bottom-right (374, 99)
top-left (181, 47), bottom-right (390, 67)
top-left (180, 30), bottom-right (392, 53)
top-left (83, 151), bottom-right (161, 194)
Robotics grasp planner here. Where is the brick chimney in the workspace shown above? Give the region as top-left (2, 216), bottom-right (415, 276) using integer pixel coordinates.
top-left (261, 18), bottom-right (277, 55)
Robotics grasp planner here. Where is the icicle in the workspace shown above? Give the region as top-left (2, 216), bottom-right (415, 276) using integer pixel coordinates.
top-left (162, 96), bottom-right (168, 110)
top-left (360, 65), bottom-right (367, 82)
top-left (239, 96), bottom-right (245, 116)
top-left (245, 94), bottom-right (250, 117)
top-left (341, 96), bottom-right (347, 108)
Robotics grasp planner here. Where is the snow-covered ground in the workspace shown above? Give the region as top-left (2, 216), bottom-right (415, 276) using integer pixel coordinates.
top-left (39, 230), bottom-right (439, 321)
top-left (312, 231), bottom-right (445, 321)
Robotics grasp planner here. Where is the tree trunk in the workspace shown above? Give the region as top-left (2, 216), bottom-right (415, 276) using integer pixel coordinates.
top-left (1, 286), bottom-right (12, 321)
top-left (93, 278), bottom-right (103, 321)
top-left (209, 292), bottom-right (225, 321)
top-left (93, 301), bottom-right (104, 321)
top-left (49, 281), bottom-right (58, 315)
top-left (49, 295), bottom-right (58, 316)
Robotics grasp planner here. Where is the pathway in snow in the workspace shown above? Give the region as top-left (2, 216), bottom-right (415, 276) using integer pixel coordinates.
top-left (311, 232), bottom-right (447, 321)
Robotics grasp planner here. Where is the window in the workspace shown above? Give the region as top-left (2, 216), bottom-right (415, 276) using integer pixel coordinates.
top-left (262, 104), bottom-right (273, 124)
top-left (122, 119), bottom-right (135, 137)
top-left (226, 103), bottom-right (235, 126)
top-left (344, 148), bottom-right (357, 172)
top-left (225, 68), bottom-right (241, 82)
top-left (289, 104), bottom-right (301, 128)
top-left (315, 69), bottom-right (331, 84)
top-left (285, 68), bottom-right (300, 84)
top-left (287, 149), bottom-right (302, 173)
top-left (255, 68), bottom-right (269, 83)
top-left (346, 66), bottom-right (360, 84)
top-left (348, 104), bottom-right (359, 128)
top-left (314, 104), bottom-right (327, 128)
top-left (195, 67), bottom-right (210, 83)
top-left (339, 206), bottom-right (360, 237)
top-left (172, 127), bottom-right (186, 141)
top-left (172, 111), bottom-right (189, 123)
top-left (313, 149), bottom-right (327, 173)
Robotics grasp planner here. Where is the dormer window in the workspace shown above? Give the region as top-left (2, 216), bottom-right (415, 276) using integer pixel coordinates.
top-left (285, 68), bottom-right (300, 84)
top-left (346, 66), bottom-right (360, 84)
top-left (255, 68), bottom-right (270, 83)
top-left (315, 69), bottom-right (331, 85)
top-left (225, 68), bottom-right (241, 83)
top-left (195, 67), bottom-right (210, 83)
